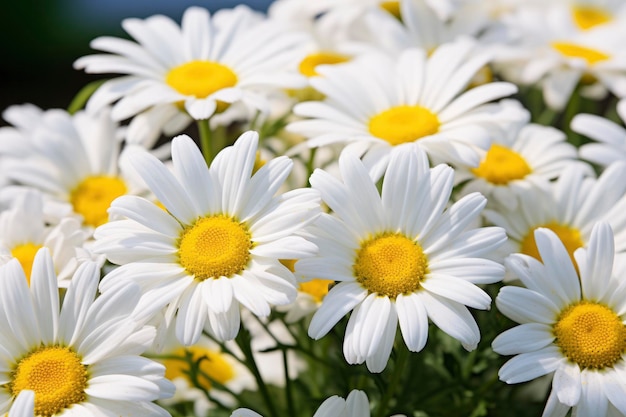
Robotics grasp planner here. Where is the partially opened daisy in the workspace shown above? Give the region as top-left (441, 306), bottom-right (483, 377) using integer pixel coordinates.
top-left (0, 105), bottom-right (146, 232)
top-left (288, 39), bottom-right (520, 179)
top-left (572, 98), bottom-right (626, 168)
top-left (94, 131), bottom-right (320, 345)
top-left (74, 5), bottom-right (307, 125)
top-left (0, 248), bottom-right (174, 417)
top-left (493, 222), bottom-right (626, 416)
top-left (296, 145), bottom-right (506, 372)
top-left (455, 121), bottom-right (589, 210)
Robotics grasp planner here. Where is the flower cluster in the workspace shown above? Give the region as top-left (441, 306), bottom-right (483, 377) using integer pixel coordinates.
top-left (3, 0), bottom-right (626, 416)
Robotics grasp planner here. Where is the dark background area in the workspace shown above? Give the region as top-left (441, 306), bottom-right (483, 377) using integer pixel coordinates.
top-left (0, 0), bottom-right (273, 125)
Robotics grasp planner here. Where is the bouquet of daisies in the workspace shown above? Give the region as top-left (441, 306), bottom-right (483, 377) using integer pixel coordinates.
top-left (2, 0), bottom-right (626, 416)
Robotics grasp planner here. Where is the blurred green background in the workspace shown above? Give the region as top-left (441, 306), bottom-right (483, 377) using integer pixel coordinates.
top-left (0, 0), bottom-right (273, 123)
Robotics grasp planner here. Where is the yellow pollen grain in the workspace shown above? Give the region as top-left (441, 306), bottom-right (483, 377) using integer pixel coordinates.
top-left (572, 5), bottom-right (612, 30)
top-left (163, 346), bottom-right (235, 391)
top-left (11, 243), bottom-right (43, 285)
top-left (380, 1), bottom-right (401, 19)
top-left (521, 222), bottom-right (584, 267)
top-left (552, 42), bottom-right (610, 65)
top-left (166, 60), bottom-right (238, 98)
top-left (472, 144), bottom-right (532, 185)
top-left (354, 232), bottom-right (427, 298)
top-left (70, 175), bottom-right (127, 227)
top-left (11, 346), bottom-right (87, 417)
top-left (298, 52), bottom-right (351, 78)
top-left (368, 105), bottom-right (440, 146)
top-left (554, 301), bottom-right (626, 369)
top-left (178, 215), bottom-right (252, 280)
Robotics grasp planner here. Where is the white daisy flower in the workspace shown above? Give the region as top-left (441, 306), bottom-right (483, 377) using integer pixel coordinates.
top-left (74, 5), bottom-right (307, 126)
top-left (455, 121), bottom-right (590, 210)
top-left (572, 98), bottom-right (626, 168)
top-left (0, 189), bottom-right (97, 287)
top-left (493, 222), bottom-right (626, 416)
top-left (484, 162), bottom-right (626, 272)
top-left (155, 332), bottom-right (255, 416)
top-left (0, 105), bottom-right (146, 231)
top-left (356, 0), bottom-right (491, 58)
top-left (0, 248), bottom-right (175, 417)
top-left (288, 39), bottom-right (520, 179)
top-left (493, 3), bottom-right (626, 109)
top-left (296, 145), bottom-right (506, 372)
top-left (231, 389), bottom-right (386, 417)
top-left (93, 131), bottom-right (320, 345)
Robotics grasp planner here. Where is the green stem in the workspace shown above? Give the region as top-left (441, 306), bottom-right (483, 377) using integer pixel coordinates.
top-left (197, 118), bottom-right (213, 166)
top-left (282, 349), bottom-right (296, 416)
top-left (305, 147), bottom-right (318, 187)
top-left (67, 79), bottom-right (107, 114)
top-left (375, 345), bottom-right (410, 417)
top-left (236, 326), bottom-right (279, 417)
top-left (563, 88), bottom-right (583, 146)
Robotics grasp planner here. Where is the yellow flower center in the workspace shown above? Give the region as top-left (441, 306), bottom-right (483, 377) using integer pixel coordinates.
top-left (11, 243), bottom-right (42, 285)
top-left (178, 215), bottom-right (252, 280)
top-left (166, 60), bottom-right (238, 98)
top-left (380, 1), bottom-right (401, 19)
top-left (11, 346), bottom-right (88, 417)
top-left (472, 144), bottom-right (532, 185)
top-left (162, 346), bottom-right (235, 391)
top-left (299, 279), bottom-right (334, 303)
top-left (572, 5), bottom-right (612, 30)
top-left (368, 105), bottom-right (440, 146)
top-left (554, 301), bottom-right (626, 369)
top-left (353, 233), bottom-right (428, 298)
top-left (552, 42), bottom-right (610, 65)
top-left (298, 52), bottom-right (350, 77)
top-left (70, 175), bottom-right (127, 227)
top-left (520, 222), bottom-right (584, 267)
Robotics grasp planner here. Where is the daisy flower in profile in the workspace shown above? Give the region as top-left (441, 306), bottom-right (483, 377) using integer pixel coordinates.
top-left (493, 222), bottom-right (626, 416)
top-left (94, 131), bottom-right (320, 345)
top-left (74, 5), bottom-right (307, 124)
top-left (231, 389), bottom-right (386, 417)
top-left (572, 98), bottom-right (626, 168)
top-left (455, 120), bottom-right (590, 210)
top-left (156, 332), bottom-right (254, 416)
top-left (296, 145), bottom-right (506, 372)
top-left (0, 105), bottom-right (146, 231)
top-left (288, 39), bottom-right (520, 179)
top-left (484, 162), bottom-right (626, 273)
top-left (0, 189), bottom-right (95, 287)
top-left (0, 248), bottom-right (175, 417)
